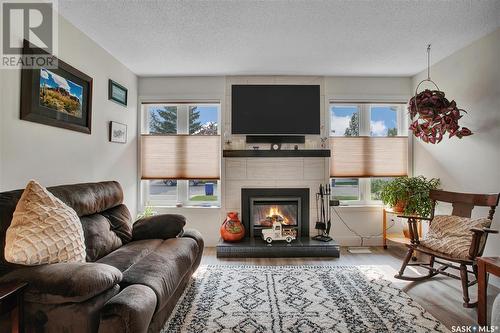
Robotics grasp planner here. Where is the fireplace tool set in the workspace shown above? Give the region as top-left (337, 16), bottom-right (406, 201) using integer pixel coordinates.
top-left (313, 184), bottom-right (333, 242)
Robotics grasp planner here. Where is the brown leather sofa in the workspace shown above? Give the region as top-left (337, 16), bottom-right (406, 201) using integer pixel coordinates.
top-left (0, 181), bottom-right (203, 333)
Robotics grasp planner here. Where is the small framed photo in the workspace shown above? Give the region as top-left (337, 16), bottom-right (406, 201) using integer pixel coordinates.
top-left (108, 79), bottom-right (128, 106)
top-left (109, 121), bottom-right (127, 143)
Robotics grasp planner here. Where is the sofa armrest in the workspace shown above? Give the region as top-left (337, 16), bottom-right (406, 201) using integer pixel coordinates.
top-left (98, 285), bottom-right (156, 333)
top-left (182, 228), bottom-right (204, 250)
top-left (132, 214), bottom-right (186, 241)
top-left (0, 262), bottom-right (122, 304)
top-left (182, 228), bottom-right (204, 270)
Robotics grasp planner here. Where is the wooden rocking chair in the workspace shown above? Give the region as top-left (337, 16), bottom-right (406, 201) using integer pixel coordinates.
top-left (394, 189), bottom-right (500, 308)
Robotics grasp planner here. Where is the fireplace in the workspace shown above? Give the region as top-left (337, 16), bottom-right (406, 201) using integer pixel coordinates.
top-left (241, 188), bottom-right (309, 239)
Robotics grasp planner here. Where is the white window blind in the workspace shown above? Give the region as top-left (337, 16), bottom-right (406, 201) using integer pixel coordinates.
top-left (141, 135), bottom-right (220, 180)
top-left (329, 136), bottom-right (408, 178)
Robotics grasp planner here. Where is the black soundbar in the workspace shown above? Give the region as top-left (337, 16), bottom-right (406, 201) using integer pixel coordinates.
top-left (245, 135), bottom-right (306, 144)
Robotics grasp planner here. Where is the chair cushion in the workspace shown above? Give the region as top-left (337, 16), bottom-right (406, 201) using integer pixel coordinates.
top-left (5, 181), bottom-right (86, 265)
top-left (421, 215), bottom-right (491, 259)
top-left (120, 237), bottom-right (198, 311)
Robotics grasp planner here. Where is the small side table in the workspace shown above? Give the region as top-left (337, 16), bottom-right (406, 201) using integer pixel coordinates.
top-left (382, 208), bottom-right (423, 249)
top-left (478, 257), bottom-right (500, 326)
top-left (0, 282), bottom-right (28, 333)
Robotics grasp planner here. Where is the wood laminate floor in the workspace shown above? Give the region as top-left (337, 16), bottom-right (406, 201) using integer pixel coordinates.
top-left (201, 245), bottom-right (500, 330)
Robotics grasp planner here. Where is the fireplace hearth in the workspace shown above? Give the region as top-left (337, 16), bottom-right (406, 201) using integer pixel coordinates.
top-left (216, 188), bottom-right (339, 258)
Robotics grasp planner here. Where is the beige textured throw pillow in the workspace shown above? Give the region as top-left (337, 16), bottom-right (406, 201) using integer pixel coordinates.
top-left (420, 215), bottom-right (491, 259)
top-left (4, 180), bottom-right (86, 265)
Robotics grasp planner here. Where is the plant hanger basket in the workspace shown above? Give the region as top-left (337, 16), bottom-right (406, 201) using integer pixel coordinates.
top-left (408, 45), bottom-right (472, 144)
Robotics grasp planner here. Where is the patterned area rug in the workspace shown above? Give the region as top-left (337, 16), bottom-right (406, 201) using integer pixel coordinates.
top-left (163, 265), bottom-right (449, 333)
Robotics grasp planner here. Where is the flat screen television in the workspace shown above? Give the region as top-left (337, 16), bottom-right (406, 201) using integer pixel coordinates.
top-left (231, 85), bottom-right (320, 135)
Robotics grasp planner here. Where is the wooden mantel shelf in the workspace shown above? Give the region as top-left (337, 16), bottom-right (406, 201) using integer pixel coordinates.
top-left (223, 150), bottom-right (331, 158)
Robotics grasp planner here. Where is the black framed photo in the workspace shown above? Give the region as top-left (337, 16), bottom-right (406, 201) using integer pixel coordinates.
top-left (21, 40), bottom-right (93, 134)
top-left (108, 79), bottom-right (128, 106)
top-left (109, 121), bottom-right (127, 143)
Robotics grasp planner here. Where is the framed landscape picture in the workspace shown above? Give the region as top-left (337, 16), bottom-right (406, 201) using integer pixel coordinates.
top-left (109, 121), bottom-right (127, 143)
top-left (108, 79), bottom-right (128, 106)
top-left (20, 40), bottom-right (93, 134)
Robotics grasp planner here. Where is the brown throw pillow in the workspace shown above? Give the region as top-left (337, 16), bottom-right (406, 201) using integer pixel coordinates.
top-left (4, 180), bottom-right (86, 265)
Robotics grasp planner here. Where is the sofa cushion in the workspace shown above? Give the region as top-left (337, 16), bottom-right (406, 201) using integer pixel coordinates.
top-left (81, 204), bottom-right (132, 262)
top-left (5, 181), bottom-right (86, 265)
top-left (101, 204), bottom-right (133, 243)
top-left (81, 214), bottom-right (124, 262)
top-left (47, 181), bottom-right (124, 217)
top-left (0, 181), bottom-right (123, 273)
top-left (132, 214), bottom-right (185, 241)
top-left (121, 238), bottom-right (198, 311)
top-left (97, 239), bottom-right (164, 272)
top-left (0, 262), bottom-right (122, 304)
top-left (421, 215), bottom-right (491, 259)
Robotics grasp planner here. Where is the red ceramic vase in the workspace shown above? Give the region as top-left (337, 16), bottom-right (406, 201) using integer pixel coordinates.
top-left (220, 212), bottom-right (245, 242)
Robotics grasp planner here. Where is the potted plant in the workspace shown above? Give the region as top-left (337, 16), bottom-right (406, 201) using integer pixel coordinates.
top-left (137, 203), bottom-right (157, 220)
top-left (380, 176), bottom-right (440, 217)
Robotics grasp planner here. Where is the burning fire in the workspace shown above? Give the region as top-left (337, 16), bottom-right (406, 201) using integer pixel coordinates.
top-left (267, 206), bottom-right (290, 225)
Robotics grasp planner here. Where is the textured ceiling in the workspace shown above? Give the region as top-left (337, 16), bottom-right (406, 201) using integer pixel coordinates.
top-left (58, 0), bottom-right (500, 76)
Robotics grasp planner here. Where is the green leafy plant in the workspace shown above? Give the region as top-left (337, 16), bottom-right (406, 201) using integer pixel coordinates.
top-left (137, 203), bottom-right (157, 220)
top-left (380, 176), bottom-right (440, 217)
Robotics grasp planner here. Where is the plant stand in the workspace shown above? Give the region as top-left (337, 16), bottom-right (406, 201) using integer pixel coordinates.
top-left (383, 208), bottom-right (422, 252)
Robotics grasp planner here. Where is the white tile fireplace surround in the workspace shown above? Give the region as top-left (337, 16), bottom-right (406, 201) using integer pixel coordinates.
top-left (224, 157), bottom-right (329, 237)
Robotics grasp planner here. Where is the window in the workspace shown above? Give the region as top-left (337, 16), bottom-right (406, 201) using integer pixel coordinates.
top-left (329, 103), bottom-right (408, 204)
top-left (330, 105), bottom-right (359, 136)
top-left (331, 178), bottom-right (360, 201)
top-left (141, 103), bottom-right (221, 207)
top-left (370, 177), bottom-right (395, 201)
top-left (370, 106), bottom-right (398, 137)
top-left (147, 105), bottom-right (177, 134)
top-left (188, 180), bottom-right (218, 202)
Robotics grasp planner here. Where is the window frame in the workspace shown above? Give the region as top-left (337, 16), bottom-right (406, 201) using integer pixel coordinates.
top-left (141, 102), bottom-right (221, 208)
top-left (329, 102), bottom-right (409, 206)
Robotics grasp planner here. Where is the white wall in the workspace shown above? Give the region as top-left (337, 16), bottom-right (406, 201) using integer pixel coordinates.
top-left (0, 16), bottom-right (138, 216)
top-left (138, 75), bottom-right (412, 246)
top-left (325, 76), bottom-right (412, 102)
top-left (412, 28), bottom-right (500, 256)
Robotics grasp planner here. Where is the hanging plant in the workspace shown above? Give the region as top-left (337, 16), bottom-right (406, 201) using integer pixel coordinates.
top-left (408, 45), bottom-right (473, 144)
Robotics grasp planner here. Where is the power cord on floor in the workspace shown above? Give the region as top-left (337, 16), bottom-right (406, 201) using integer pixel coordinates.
top-left (332, 207), bottom-right (395, 247)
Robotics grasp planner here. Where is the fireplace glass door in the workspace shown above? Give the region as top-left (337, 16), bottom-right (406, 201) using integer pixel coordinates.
top-left (250, 197), bottom-right (300, 238)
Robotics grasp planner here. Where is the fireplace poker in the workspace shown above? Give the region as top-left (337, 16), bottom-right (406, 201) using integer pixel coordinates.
top-left (326, 183), bottom-right (332, 236)
top-left (320, 185), bottom-right (326, 228)
top-left (320, 184), bottom-right (326, 231)
top-left (315, 192), bottom-right (320, 229)
top-left (315, 185), bottom-right (325, 232)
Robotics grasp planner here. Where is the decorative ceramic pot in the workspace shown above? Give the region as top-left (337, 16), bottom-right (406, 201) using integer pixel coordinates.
top-left (220, 212), bottom-right (245, 242)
